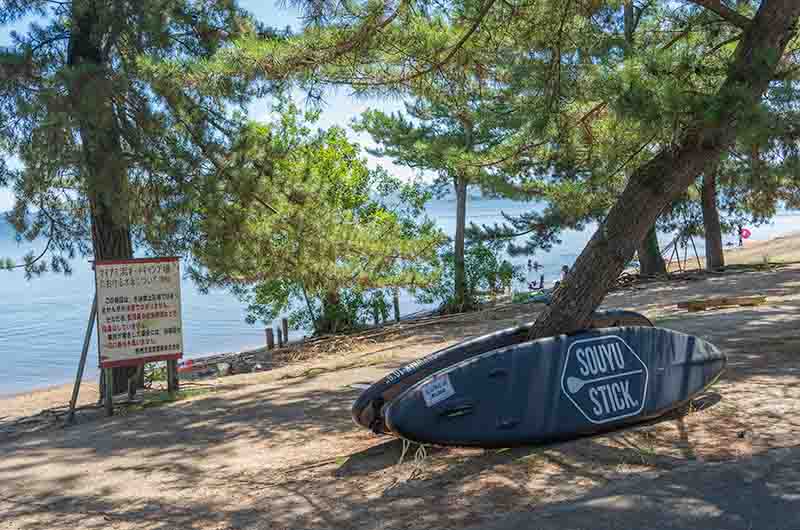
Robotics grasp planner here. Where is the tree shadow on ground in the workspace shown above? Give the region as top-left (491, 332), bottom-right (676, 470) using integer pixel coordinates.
top-left (474, 445), bottom-right (800, 530)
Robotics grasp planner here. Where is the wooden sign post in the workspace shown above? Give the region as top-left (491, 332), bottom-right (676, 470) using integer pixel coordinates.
top-left (66, 294), bottom-right (97, 424)
top-left (95, 257), bottom-right (184, 415)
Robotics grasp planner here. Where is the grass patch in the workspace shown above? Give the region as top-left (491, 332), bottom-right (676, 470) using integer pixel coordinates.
top-left (124, 387), bottom-right (218, 412)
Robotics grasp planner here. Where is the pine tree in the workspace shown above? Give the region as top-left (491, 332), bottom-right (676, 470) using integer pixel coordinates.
top-left (0, 0), bottom-right (270, 393)
top-left (470, 0), bottom-right (798, 278)
top-left (178, 0), bottom-right (800, 335)
top-left (530, 0), bottom-right (800, 337)
top-left (188, 101), bottom-right (445, 334)
top-left (355, 96), bottom-right (500, 311)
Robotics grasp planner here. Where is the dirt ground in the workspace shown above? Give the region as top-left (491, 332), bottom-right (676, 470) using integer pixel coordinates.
top-left (1, 236), bottom-right (799, 530)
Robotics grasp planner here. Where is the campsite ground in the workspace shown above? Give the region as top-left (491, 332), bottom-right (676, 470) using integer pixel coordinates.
top-left (1, 234), bottom-right (799, 529)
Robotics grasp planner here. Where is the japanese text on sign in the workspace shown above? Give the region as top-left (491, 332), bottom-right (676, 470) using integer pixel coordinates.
top-left (95, 258), bottom-right (183, 368)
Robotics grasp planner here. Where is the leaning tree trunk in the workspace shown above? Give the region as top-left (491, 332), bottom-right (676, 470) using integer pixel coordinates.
top-left (69, 4), bottom-right (136, 396)
top-left (702, 164), bottom-right (725, 270)
top-left (638, 224), bottom-right (667, 276)
top-left (453, 173), bottom-right (468, 311)
top-left (530, 0), bottom-right (799, 339)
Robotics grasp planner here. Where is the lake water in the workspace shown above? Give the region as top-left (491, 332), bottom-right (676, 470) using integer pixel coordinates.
top-left (1, 198), bottom-right (797, 395)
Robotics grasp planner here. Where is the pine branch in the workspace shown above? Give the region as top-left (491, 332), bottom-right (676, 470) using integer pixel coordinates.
top-left (4, 219), bottom-right (54, 274)
top-left (662, 27), bottom-right (692, 50)
top-left (708, 34), bottom-right (742, 54)
top-left (470, 138), bottom-right (548, 168)
top-left (470, 99), bottom-right (605, 170)
top-left (608, 131), bottom-right (660, 179)
top-left (27, 33), bottom-right (69, 53)
top-left (167, 105), bottom-right (280, 215)
top-left (684, 0), bottom-right (751, 29)
top-left (397, 0), bottom-right (498, 84)
top-left (5, 237), bottom-right (51, 269)
top-left (318, 0), bottom-right (497, 88)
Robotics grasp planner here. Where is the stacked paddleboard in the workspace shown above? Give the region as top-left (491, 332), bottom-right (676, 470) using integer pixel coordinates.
top-left (352, 310), bottom-right (725, 447)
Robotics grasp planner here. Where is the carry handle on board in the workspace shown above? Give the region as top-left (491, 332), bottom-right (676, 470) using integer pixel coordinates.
top-left (440, 400), bottom-right (475, 418)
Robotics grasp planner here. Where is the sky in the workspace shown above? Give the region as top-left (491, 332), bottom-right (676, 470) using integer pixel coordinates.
top-left (0, 1), bottom-right (413, 213)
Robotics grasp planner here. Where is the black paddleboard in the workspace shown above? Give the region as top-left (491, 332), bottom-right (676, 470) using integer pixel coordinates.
top-left (384, 327), bottom-right (725, 447)
top-left (352, 310), bottom-right (654, 434)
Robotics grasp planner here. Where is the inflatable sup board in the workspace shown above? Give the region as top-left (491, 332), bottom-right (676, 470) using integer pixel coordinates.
top-left (352, 310), bottom-right (653, 434)
top-left (384, 327), bottom-right (725, 447)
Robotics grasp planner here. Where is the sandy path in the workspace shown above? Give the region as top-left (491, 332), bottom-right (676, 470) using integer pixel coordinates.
top-left (0, 250), bottom-right (798, 529)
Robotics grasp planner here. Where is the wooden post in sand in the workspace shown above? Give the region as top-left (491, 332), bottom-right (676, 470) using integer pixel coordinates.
top-left (67, 294), bottom-right (97, 424)
top-left (393, 288), bottom-right (401, 323)
top-left (689, 236), bottom-right (703, 270)
top-left (265, 328), bottom-right (275, 350)
top-left (167, 359), bottom-right (179, 394)
top-left (277, 327), bottom-right (284, 348)
top-left (281, 318), bottom-right (289, 343)
top-left (104, 368), bottom-right (114, 416)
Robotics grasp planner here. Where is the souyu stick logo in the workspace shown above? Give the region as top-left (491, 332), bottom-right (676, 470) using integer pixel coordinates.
top-left (561, 335), bottom-right (648, 424)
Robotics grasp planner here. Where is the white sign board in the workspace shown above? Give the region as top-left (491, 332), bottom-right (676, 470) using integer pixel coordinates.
top-left (95, 257), bottom-right (183, 368)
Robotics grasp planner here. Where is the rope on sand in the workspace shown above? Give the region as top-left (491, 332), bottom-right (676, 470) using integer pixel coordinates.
top-left (397, 438), bottom-right (429, 466)
top-left (398, 439), bottom-right (411, 465)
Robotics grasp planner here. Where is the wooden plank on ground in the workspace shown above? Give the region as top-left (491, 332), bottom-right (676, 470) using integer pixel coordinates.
top-left (678, 296), bottom-right (767, 311)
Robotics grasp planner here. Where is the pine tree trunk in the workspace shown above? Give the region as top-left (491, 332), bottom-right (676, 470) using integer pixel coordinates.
top-left (702, 166), bottom-right (725, 270)
top-left (318, 290), bottom-right (346, 334)
top-left (638, 224), bottom-right (666, 276)
top-left (92, 203), bottom-right (135, 395)
top-left (624, 1), bottom-right (635, 49)
top-left (69, 5), bottom-right (135, 396)
top-left (530, 0), bottom-right (799, 339)
top-left (453, 174), bottom-right (468, 311)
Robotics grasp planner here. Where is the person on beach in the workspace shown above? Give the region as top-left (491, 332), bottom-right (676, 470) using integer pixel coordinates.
top-left (526, 260), bottom-right (533, 290)
top-left (553, 265), bottom-right (569, 289)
